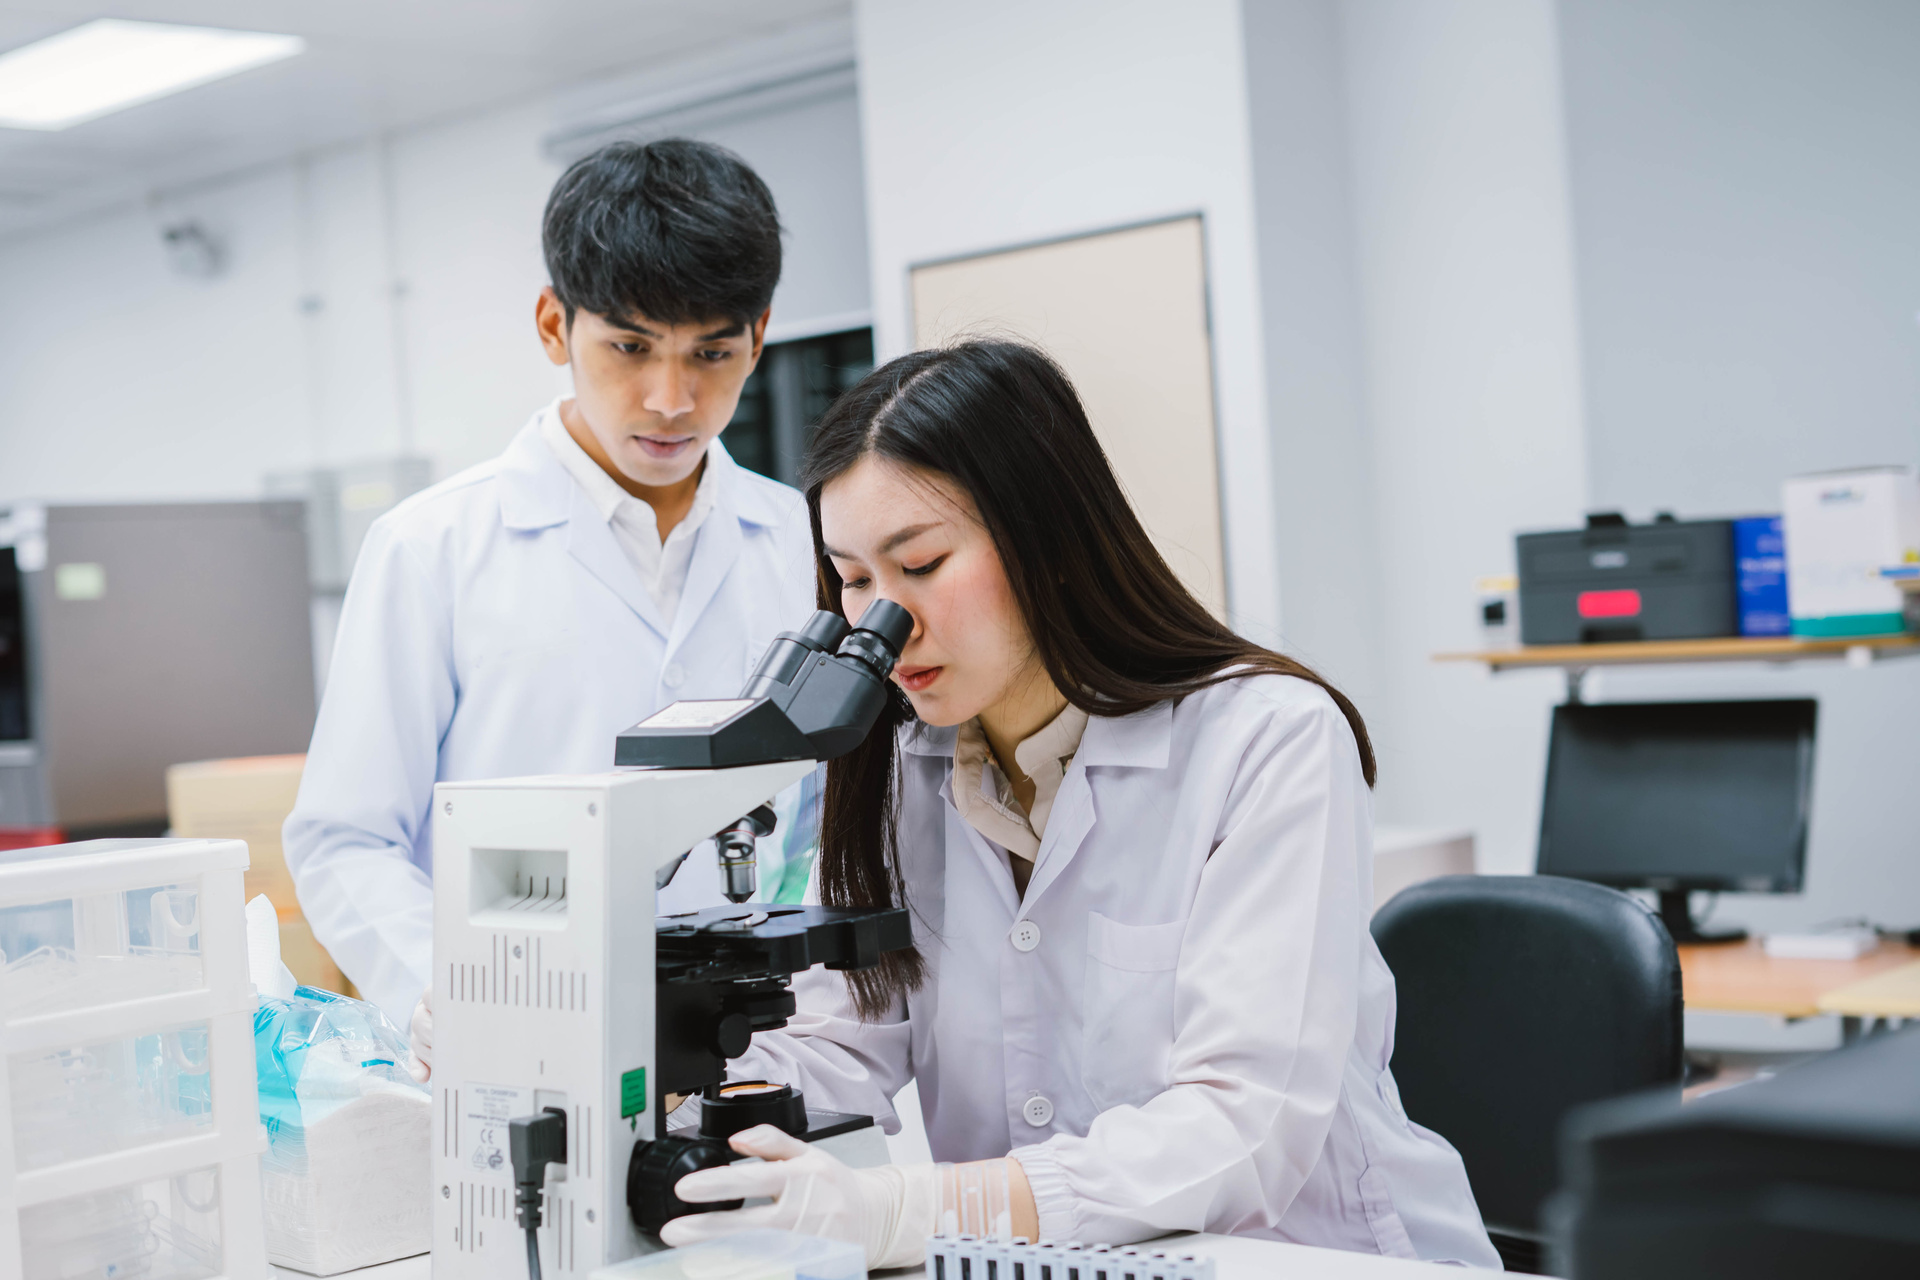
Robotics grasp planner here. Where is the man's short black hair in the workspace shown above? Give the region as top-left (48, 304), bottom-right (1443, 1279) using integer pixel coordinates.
top-left (542, 138), bottom-right (782, 329)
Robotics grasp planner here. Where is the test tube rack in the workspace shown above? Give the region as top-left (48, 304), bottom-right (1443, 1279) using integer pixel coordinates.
top-left (926, 1236), bottom-right (1216, 1280)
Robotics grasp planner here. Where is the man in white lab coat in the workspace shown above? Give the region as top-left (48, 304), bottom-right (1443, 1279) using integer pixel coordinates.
top-left (283, 140), bottom-right (818, 1041)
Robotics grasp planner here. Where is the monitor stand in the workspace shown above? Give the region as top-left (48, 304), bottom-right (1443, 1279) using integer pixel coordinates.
top-left (1658, 889), bottom-right (1748, 945)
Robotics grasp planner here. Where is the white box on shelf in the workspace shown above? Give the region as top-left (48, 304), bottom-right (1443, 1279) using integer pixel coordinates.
top-left (1782, 466), bottom-right (1920, 638)
top-left (0, 838), bottom-right (269, 1280)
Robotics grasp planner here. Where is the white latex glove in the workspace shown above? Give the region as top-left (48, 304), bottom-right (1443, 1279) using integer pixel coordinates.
top-left (408, 989), bottom-right (433, 1083)
top-left (661, 1125), bottom-right (935, 1268)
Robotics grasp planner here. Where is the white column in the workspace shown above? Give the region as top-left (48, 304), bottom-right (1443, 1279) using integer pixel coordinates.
top-left (1340, 0), bottom-right (1591, 870)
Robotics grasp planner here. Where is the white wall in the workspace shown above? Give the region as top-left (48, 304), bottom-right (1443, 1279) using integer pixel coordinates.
top-left (852, 0), bottom-right (1287, 643)
top-left (1559, 0), bottom-right (1920, 931)
top-left (0, 101), bottom-right (563, 505)
top-left (1338, 0), bottom-right (1591, 870)
top-left (0, 72), bottom-right (871, 504)
top-left (1240, 0), bottom-right (1387, 709)
top-left (691, 90), bottom-right (874, 343)
top-left (0, 168), bottom-right (318, 504)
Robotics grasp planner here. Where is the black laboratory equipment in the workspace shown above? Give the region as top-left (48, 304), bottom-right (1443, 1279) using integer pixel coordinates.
top-left (1552, 1027), bottom-right (1920, 1277)
top-left (616, 601), bottom-right (914, 771)
top-left (607, 603), bottom-right (919, 1239)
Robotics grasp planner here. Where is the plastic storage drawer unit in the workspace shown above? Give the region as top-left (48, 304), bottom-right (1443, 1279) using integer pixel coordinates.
top-left (0, 838), bottom-right (269, 1280)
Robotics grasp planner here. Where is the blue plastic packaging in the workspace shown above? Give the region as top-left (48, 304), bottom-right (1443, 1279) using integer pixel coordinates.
top-left (253, 985), bottom-right (432, 1273)
top-left (1735, 516), bottom-right (1790, 637)
top-left (253, 985), bottom-right (423, 1152)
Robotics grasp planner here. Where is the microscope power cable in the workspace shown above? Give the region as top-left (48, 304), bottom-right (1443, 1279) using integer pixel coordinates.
top-left (509, 1108), bottom-right (569, 1280)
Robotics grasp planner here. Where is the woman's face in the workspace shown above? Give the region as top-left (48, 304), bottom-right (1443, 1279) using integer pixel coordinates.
top-left (819, 455), bottom-right (1039, 728)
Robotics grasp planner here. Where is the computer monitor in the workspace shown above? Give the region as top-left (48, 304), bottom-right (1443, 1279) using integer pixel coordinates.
top-left (1536, 699), bottom-right (1817, 944)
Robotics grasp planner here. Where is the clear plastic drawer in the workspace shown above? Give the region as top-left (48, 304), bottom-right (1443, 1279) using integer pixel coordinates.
top-left (9, 1018), bottom-right (215, 1171)
top-left (0, 883), bottom-right (205, 1020)
top-left (19, 1164), bottom-right (226, 1280)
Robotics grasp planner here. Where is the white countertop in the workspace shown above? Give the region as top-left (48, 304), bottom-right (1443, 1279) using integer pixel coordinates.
top-left (288, 1234), bottom-right (1465, 1280)
top-left (885, 1234), bottom-right (1464, 1279)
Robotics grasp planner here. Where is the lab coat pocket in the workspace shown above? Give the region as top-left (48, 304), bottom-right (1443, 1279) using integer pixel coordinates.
top-left (1080, 912), bottom-right (1186, 1112)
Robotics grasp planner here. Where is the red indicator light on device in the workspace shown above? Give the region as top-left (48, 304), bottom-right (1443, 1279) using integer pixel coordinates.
top-left (1577, 589), bottom-right (1642, 619)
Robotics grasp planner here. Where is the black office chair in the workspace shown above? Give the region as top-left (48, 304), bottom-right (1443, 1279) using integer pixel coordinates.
top-left (1371, 875), bottom-right (1683, 1275)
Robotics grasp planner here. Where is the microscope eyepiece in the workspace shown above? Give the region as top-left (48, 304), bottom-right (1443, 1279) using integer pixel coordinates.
top-left (838, 599), bottom-right (913, 677)
top-left (796, 610), bottom-right (853, 653)
top-left (856, 598), bottom-right (914, 652)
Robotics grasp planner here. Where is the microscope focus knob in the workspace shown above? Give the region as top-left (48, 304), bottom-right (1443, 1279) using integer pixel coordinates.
top-left (627, 1135), bottom-right (739, 1235)
top-left (712, 1011), bottom-right (752, 1059)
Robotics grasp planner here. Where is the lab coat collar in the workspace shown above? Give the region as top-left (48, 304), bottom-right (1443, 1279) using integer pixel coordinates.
top-left (896, 698), bottom-right (1173, 768)
top-left (909, 699), bottom-right (1172, 918)
top-left (496, 402), bottom-right (804, 642)
top-left (494, 401), bottom-right (799, 534)
top-left (1020, 700), bottom-right (1171, 911)
top-left (495, 413), bottom-right (573, 532)
top-left (667, 478), bottom-right (741, 651)
top-left (667, 437), bottom-right (800, 648)
top-left (1075, 698), bottom-right (1174, 769)
top-left (565, 483), bottom-right (670, 638)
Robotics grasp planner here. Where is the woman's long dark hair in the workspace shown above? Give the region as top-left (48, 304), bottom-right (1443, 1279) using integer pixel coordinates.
top-left (799, 340), bottom-right (1375, 1018)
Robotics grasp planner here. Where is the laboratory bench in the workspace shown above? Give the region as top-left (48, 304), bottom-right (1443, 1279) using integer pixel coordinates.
top-left (278, 1232), bottom-right (1469, 1280)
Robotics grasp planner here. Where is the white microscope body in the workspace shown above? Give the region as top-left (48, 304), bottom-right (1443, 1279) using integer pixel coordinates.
top-left (427, 759), bottom-right (810, 1279)
top-left (427, 600), bottom-right (917, 1280)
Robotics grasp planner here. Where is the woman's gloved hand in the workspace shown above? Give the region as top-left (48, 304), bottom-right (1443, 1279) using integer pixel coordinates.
top-left (408, 989), bottom-right (433, 1083)
top-left (661, 1125), bottom-right (935, 1268)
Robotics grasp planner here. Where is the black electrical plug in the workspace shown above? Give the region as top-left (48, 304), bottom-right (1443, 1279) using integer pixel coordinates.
top-left (509, 1107), bottom-right (568, 1280)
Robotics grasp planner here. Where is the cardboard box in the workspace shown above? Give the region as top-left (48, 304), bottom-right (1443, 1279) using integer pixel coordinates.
top-left (166, 754), bottom-right (305, 912)
top-left (277, 916), bottom-right (352, 995)
top-left (165, 754), bottom-right (356, 996)
top-left (1782, 467), bottom-right (1920, 637)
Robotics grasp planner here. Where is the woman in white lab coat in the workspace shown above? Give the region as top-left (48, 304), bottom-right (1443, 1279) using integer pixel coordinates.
top-left (661, 341), bottom-right (1500, 1269)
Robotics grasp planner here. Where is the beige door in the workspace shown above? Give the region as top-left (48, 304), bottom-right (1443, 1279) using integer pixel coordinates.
top-left (909, 216), bottom-right (1227, 617)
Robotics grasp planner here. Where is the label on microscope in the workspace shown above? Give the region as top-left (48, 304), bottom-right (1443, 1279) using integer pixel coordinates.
top-left (638, 698), bottom-right (754, 728)
top-left (463, 1081), bottom-right (533, 1176)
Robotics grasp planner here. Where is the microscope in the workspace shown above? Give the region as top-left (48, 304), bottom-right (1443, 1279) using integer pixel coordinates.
top-left (429, 604), bottom-right (916, 1279)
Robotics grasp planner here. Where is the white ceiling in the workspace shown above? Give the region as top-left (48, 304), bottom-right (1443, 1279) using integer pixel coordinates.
top-left (0, 0), bottom-right (847, 241)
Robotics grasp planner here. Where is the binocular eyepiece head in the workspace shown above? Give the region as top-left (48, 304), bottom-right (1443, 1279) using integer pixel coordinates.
top-left (836, 599), bottom-right (913, 679)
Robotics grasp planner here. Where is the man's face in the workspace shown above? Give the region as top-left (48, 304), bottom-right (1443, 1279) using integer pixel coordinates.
top-left (536, 287), bottom-right (767, 490)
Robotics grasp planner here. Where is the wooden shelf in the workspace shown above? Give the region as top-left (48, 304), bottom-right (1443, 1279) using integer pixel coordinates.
top-left (1434, 633), bottom-right (1920, 672)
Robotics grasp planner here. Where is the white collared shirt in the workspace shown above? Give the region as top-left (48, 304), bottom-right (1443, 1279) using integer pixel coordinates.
top-left (951, 703), bottom-right (1091, 861)
top-left (541, 405), bottom-right (717, 623)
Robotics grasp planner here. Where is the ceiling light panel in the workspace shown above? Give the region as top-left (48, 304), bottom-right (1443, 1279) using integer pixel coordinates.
top-left (0, 19), bottom-right (304, 132)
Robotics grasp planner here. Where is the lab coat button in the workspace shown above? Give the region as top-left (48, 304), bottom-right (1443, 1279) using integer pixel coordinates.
top-left (1022, 1095), bottom-right (1054, 1127)
top-left (663, 663), bottom-right (686, 689)
top-left (1009, 920), bottom-right (1041, 952)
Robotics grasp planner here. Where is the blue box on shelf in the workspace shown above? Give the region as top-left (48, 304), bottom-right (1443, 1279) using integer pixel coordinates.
top-left (1735, 515), bottom-right (1790, 637)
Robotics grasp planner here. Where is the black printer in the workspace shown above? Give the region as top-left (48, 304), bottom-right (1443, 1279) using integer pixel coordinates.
top-left (1516, 513), bottom-right (1737, 645)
